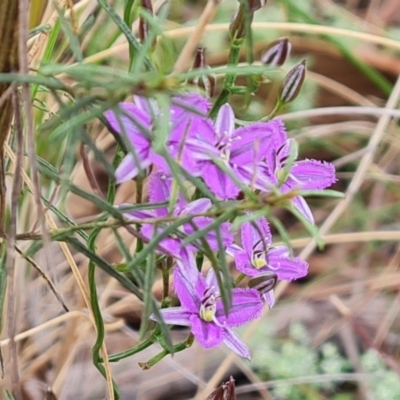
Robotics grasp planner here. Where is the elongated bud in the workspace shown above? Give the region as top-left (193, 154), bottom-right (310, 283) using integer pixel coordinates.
top-left (188, 47), bottom-right (215, 97)
top-left (248, 272), bottom-right (277, 294)
top-left (261, 37), bottom-right (291, 67)
top-left (229, 6), bottom-right (248, 41)
top-left (207, 376), bottom-right (236, 400)
top-left (139, 0), bottom-right (154, 44)
top-left (229, 1), bottom-right (266, 41)
top-left (247, 0), bottom-right (267, 12)
top-left (278, 59), bottom-right (306, 104)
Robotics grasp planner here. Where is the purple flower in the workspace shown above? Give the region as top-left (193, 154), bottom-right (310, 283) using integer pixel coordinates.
top-left (121, 173), bottom-right (233, 257)
top-left (104, 93), bottom-right (215, 183)
top-left (105, 102), bottom-right (152, 183)
top-left (228, 218), bottom-right (308, 307)
top-left (254, 127), bottom-right (337, 223)
top-left (152, 251), bottom-right (263, 358)
top-left (186, 104), bottom-right (284, 199)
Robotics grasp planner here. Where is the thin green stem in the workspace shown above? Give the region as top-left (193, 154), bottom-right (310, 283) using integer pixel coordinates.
top-left (235, 273), bottom-right (246, 286)
top-left (162, 269), bottom-right (169, 299)
top-left (108, 338), bottom-right (154, 362)
top-left (209, 40), bottom-right (243, 118)
top-left (267, 99), bottom-right (284, 120)
top-left (138, 333), bottom-right (194, 370)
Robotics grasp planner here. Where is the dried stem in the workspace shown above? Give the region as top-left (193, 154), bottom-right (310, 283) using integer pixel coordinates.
top-left (6, 87), bottom-right (24, 400)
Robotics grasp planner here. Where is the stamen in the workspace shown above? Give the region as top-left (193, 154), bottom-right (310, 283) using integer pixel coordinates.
top-left (199, 287), bottom-right (217, 322)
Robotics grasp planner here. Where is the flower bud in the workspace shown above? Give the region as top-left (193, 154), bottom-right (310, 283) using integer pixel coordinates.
top-left (248, 272), bottom-right (277, 294)
top-left (261, 37), bottom-right (291, 67)
top-left (229, 6), bottom-right (251, 41)
top-left (278, 59), bottom-right (306, 104)
top-left (188, 47), bottom-right (215, 97)
top-left (139, 0), bottom-right (154, 44)
top-left (207, 376), bottom-right (236, 400)
top-left (247, 0), bottom-right (267, 12)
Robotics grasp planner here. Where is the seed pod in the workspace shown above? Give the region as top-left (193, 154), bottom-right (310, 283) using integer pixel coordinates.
top-left (207, 376), bottom-right (236, 400)
top-left (139, 0), bottom-right (154, 44)
top-left (229, 6), bottom-right (247, 41)
top-left (188, 47), bottom-right (215, 97)
top-left (247, 0), bottom-right (267, 12)
top-left (278, 59), bottom-right (306, 104)
top-left (261, 37), bottom-right (291, 67)
top-left (248, 272), bottom-right (278, 294)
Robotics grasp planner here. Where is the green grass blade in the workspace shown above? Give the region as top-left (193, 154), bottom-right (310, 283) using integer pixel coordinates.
top-left (97, 0), bottom-right (154, 72)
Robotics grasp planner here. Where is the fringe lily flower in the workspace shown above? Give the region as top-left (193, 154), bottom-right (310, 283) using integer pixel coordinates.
top-left (255, 126), bottom-right (337, 223)
top-left (121, 173), bottom-right (233, 257)
top-left (187, 103), bottom-right (284, 199)
top-left (105, 93), bottom-right (214, 182)
top-left (228, 218), bottom-right (308, 307)
top-left (152, 251), bottom-right (263, 359)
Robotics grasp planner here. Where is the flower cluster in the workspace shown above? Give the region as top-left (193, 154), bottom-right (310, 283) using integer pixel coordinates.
top-left (105, 93), bottom-right (336, 359)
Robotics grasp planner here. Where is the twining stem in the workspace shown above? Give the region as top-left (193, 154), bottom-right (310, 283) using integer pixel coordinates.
top-left (108, 338), bottom-right (154, 362)
top-left (138, 333), bottom-right (195, 370)
top-left (88, 229), bottom-right (120, 400)
top-left (88, 150), bottom-right (123, 399)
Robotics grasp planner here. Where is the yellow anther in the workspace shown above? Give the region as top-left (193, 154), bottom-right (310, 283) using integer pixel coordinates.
top-left (252, 257), bottom-right (266, 269)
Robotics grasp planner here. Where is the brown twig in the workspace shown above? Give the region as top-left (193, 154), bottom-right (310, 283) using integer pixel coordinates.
top-left (19, 0), bottom-right (55, 307)
top-left (15, 245), bottom-right (69, 313)
top-left (80, 143), bottom-right (106, 200)
top-left (6, 87), bottom-right (24, 400)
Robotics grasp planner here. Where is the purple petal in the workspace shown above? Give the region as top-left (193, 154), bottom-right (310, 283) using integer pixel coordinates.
top-left (173, 267), bottom-right (201, 313)
top-left (133, 95), bottom-right (160, 116)
top-left (185, 138), bottom-right (220, 162)
top-left (148, 173), bottom-right (171, 216)
top-left (267, 245), bottom-right (290, 258)
top-left (226, 244), bottom-right (245, 258)
top-left (180, 117), bottom-right (216, 144)
top-left (216, 288), bottom-right (263, 327)
top-left (267, 249), bottom-right (308, 281)
top-left (236, 163), bottom-right (276, 192)
top-left (230, 120), bottom-right (286, 166)
top-left (233, 254), bottom-right (258, 276)
top-left (230, 248), bottom-right (257, 276)
top-left (176, 248), bottom-right (200, 287)
top-left (241, 219), bottom-right (271, 256)
top-left (183, 218), bottom-right (234, 251)
top-left (141, 224), bottom-right (181, 257)
top-left (288, 159), bottom-right (337, 190)
top-left (179, 146), bottom-right (203, 176)
top-left (190, 315), bottom-right (224, 348)
top-left (262, 290), bottom-right (275, 308)
top-left (276, 138), bottom-right (292, 165)
top-left (154, 307), bottom-right (192, 326)
top-left (115, 153), bottom-right (151, 183)
top-left (149, 152), bottom-right (170, 174)
top-left (257, 159), bottom-right (278, 188)
top-left (215, 104), bottom-right (235, 141)
top-left (181, 198), bottom-right (212, 215)
top-left (170, 93), bottom-right (211, 120)
top-left (170, 95), bottom-right (214, 144)
top-left (205, 268), bottom-right (219, 289)
top-left (291, 195), bottom-right (315, 224)
top-left (203, 163), bottom-right (240, 200)
top-left (120, 206), bottom-right (155, 220)
top-left (223, 329), bottom-right (251, 359)
top-left (105, 103), bottom-right (151, 146)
